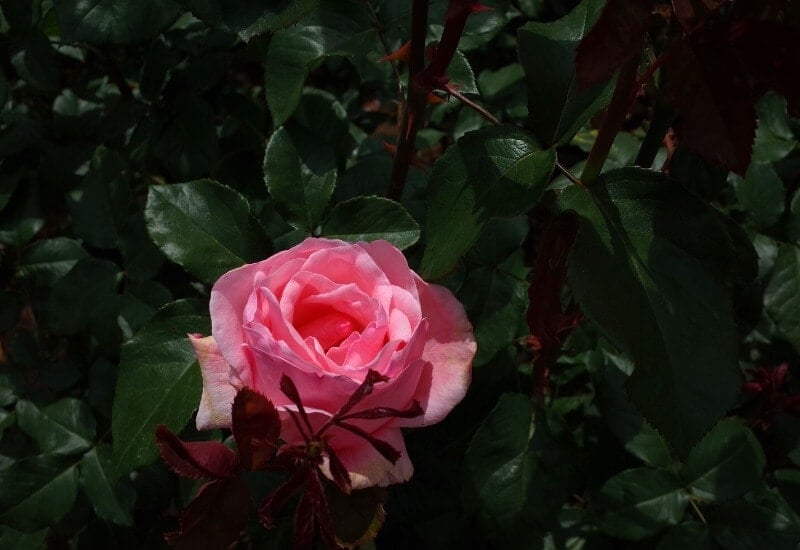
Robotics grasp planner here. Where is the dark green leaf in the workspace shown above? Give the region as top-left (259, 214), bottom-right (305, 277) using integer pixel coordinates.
top-left (66, 147), bottom-right (131, 249)
top-left (0, 455), bottom-right (79, 532)
top-left (459, 250), bottom-right (529, 366)
top-left (710, 488), bottom-right (800, 550)
top-left (262, 1), bottom-right (375, 125)
top-left (322, 196), bottom-right (420, 250)
top-left (153, 95), bottom-right (220, 180)
top-left (178, 0), bottom-right (317, 40)
top-left (735, 162), bottom-right (785, 229)
top-left (517, 0), bottom-right (614, 146)
top-left (18, 238), bottom-right (87, 287)
top-left (112, 299), bottom-right (209, 474)
top-left (80, 447), bottom-right (135, 526)
top-left (421, 125), bottom-right (555, 279)
top-left (599, 468), bottom-right (689, 540)
top-left (16, 399), bottom-right (96, 456)
top-left (0, 180), bottom-right (44, 246)
top-left (145, 180), bottom-right (271, 284)
top-left (764, 244), bottom-right (800, 353)
top-left (789, 189), bottom-right (800, 244)
top-left (263, 127), bottom-right (336, 233)
top-left (656, 522), bottom-right (715, 550)
top-left (683, 420), bottom-right (765, 501)
top-left (558, 168), bottom-right (746, 456)
top-left (669, 147), bottom-right (728, 201)
top-left (753, 93), bottom-right (797, 163)
top-left (463, 393), bottom-right (579, 544)
top-left (0, 527), bottom-right (48, 549)
top-left (48, 258), bottom-right (122, 335)
top-left (54, 0), bottom-right (182, 44)
top-left (10, 32), bottom-right (61, 93)
top-left (119, 212), bottom-right (165, 281)
top-left (448, 51), bottom-right (479, 96)
top-left (597, 354), bottom-right (673, 468)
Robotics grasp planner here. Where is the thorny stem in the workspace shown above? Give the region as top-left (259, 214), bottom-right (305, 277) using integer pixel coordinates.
top-left (581, 56), bottom-right (640, 185)
top-left (444, 85), bottom-right (500, 125)
top-left (386, 0), bottom-right (429, 201)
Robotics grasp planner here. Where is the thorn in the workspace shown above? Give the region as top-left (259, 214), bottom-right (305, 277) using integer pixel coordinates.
top-left (427, 92), bottom-right (445, 104)
top-left (470, 3), bottom-right (494, 13)
top-left (378, 41), bottom-right (411, 64)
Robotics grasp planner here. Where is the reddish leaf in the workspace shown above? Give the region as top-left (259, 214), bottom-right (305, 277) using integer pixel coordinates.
top-left (155, 425), bottom-right (239, 480)
top-left (576, 0), bottom-right (653, 89)
top-left (672, 0), bottom-right (727, 30)
top-left (307, 471), bottom-right (341, 550)
top-left (338, 401), bottom-right (424, 421)
top-left (293, 488), bottom-right (316, 550)
top-left (334, 421), bottom-right (401, 465)
top-left (165, 477), bottom-right (250, 550)
top-left (332, 370), bottom-right (390, 420)
top-left (280, 374), bottom-right (314, 439)
top-left (232, 388), bottom-right (281, 471)
top-left (259, 469), bottom-right (309, 529)
top-left (728, 19), bottom-right (800, 117)
top-left (663, 33), bottom-right (756, 175)
top-left (326, 446), bottom-right (352, 495)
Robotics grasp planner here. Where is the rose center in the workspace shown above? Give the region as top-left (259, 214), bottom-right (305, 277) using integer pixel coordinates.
top-left (295, 311), bottom-right (359, 350)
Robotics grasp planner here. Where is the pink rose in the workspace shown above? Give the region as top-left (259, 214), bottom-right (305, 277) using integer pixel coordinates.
top-left (190, 238), bottom-right (476, 488)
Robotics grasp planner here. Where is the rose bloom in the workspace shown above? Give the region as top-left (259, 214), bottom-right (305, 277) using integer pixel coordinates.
top-left (190, 238), bottom-right (476, 488)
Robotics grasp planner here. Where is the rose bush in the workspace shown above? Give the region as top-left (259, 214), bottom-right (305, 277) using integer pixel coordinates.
top-left (189, 238), bottom-right (476, 488)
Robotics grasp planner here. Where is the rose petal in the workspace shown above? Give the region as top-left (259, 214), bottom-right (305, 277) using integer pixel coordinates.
top-left (401, 280), bottom-right (476, 427)
top-left (190, 334), bottom-right (237, 430)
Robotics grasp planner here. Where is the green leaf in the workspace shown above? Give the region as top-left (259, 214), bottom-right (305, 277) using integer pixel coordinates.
top-left (112, 299), bottom-right (209, 474)
top-left (119, 212), bottom-right (165, 281)
top-left (421, 125), bottom-right (555, 279)
top-left (262, 1), bottom-right (375, 125)
top-left (80, 447), bottom-right (134, 526)
top-left (459, 250), bottom-right (529, 366)
top-left (48, 258), bottom-right (122, 335)
top-left (789, 190), bottom-right (800, 244)
top-left (0, 527), bottom-right (48, 550)
top-left (153, 95), bottom-right (220, 180)
top-left (599, 468), bottom-right (689, 540)
top-left (18, 237), bottom-right (87, 287)
top-left (178, 0), bottom-right (317, 41)
top-left (448, 51), bottom-right (479, 96)
top-left (656, 522), bottom-right (715, 550)
top-left (517, 0), bottom-right (614, 146)
top-left (710, 488), bottom-right (800, 550)
top-left (764, 244), bottom-right (800, 353)
top-left (683, 420), bottom-right (765, 501)
top-left (322, 197), bottom-right (420, 250)
top-left (753, 93), bottom-right (797, 163)
top-left (463, 393), bottom-right (579, 544)
top-left (54, 0), bottom-right (182, 44)
top-left (735, 162), bottom-right (785, 230)
top-left (0, 455), bottom-right (79, 532)
top-left (11, 32), bottom-right (61, 94)
top-left (145, 180), bottom-right (271, 284)
top-left (0, 179), bottom-right (44, 246)
top-left (16, 399), bottom-right (96, 456)
top-left (263, 127), bottom-right (336, 233)
top-left (597, 354), bottom-right (673, 468)
top-left (66, 147), bottom-right (131, 249)
top-left (558, 168), bottom-right (747, 456)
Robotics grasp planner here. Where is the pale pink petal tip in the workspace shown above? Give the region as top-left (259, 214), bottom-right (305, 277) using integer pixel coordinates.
top-left (189, 334), bottom-right (237, 430)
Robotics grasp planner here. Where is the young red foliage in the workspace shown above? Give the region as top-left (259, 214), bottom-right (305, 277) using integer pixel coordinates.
top-left (527, 212), bottom-right (581, 400)
top-left (164, 478), bottom-right (251, 550)
top-left (576, 0), bottom-right (654, 90)
top-left (155, 424), bottom-right (239, 480)
top-left (232, 388), bottom-right (281, 471)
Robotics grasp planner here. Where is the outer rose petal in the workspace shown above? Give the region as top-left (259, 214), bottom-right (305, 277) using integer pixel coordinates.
top-left (189, 334), bottom-right (236, 430)
top-left (401, 280), bottom-right (476, 427)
